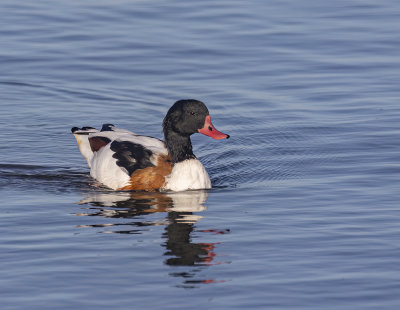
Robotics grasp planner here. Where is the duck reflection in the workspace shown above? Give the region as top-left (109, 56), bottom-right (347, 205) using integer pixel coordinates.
top-left (164, 211), bottom-right (215, 266)
top-left (76, 190), bottom-right (208, 223)
top-left (76, 190), bottom-right (227, 287)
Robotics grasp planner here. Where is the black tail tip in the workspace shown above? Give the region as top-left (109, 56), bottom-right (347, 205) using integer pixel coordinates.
top-left (71, 126), bottom-right (97, 134)
top-left (101, 124), bottom-right (115, 132)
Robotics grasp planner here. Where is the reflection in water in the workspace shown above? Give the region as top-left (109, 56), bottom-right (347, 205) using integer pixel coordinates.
top-left (164, 211), bottom-right (214, 265)
top-left (75, 190), bottom-right (229, 288)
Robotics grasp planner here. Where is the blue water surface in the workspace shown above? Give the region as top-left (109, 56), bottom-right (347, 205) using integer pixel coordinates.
top-left (1, 0), bottom-right (400, 309)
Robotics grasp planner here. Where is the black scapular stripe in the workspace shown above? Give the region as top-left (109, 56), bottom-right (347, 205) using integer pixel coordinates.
top-left (110, 140), bottom-right (155, 176)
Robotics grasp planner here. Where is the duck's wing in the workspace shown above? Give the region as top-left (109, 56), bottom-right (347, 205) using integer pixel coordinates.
top-left (79, 124), bottom-right (170, 190)
top-left (89, 125), bottom-right (168, 168)
top-left (73, 124), bottom-right (167, 166)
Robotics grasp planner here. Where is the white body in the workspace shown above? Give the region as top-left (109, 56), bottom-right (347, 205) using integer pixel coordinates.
top-left (73, 128), bottom-right (212, 191)
top-left (90, 143), bottom-right (131, 190)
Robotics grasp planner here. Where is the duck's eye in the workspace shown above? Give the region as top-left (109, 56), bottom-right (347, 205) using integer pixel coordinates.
top-left (190, 111), bottom-right (196, 115)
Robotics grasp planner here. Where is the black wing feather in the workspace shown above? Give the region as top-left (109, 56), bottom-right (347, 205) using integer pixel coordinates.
top-left (110, 140), bottom-right (155, 176)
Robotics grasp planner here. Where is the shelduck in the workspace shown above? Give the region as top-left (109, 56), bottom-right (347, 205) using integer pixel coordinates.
top-left (72, 99), bottom-right (229, 191)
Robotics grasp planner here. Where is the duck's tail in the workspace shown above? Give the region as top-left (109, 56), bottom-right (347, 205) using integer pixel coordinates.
top-left (71, 126), bottom-right (99, 167)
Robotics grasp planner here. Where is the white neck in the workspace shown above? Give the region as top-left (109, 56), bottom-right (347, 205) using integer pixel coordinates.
top-left (163, 159), bottom-right (211, 192)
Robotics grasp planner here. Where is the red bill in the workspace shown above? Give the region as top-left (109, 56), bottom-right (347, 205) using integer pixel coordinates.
top-left (198, 115), bottom-right (229, 139)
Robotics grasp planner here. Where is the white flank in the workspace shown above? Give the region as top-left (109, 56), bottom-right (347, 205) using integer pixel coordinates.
top-left (89, 143), bottom-right (131, 190)
top-left (164, 159), bottom-right (211, 191)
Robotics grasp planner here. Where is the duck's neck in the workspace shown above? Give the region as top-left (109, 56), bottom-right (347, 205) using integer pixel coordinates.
top-left (164, 130), bottom-right (196, 164)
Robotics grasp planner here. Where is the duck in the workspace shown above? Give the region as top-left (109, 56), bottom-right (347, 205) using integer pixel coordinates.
top-left (71, 99), bottom-right (229, 192)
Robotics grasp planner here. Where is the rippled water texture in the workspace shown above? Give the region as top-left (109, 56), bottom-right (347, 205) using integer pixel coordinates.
top-left (1, 1), bottom-right (400, 309)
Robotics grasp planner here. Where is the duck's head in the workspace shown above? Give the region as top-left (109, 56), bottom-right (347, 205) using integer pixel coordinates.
top-left (163, 99), bottom-right (229, 139)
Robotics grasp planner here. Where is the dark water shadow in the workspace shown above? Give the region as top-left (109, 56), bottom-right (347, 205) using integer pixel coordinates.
top-left (75, 190), bottom-right (229, 288)
top-left (0, 164), bottom-right (91, 193)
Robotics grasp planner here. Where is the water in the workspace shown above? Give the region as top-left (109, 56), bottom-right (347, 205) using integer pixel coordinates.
top-left (1, 0), bottom-right (400, 309)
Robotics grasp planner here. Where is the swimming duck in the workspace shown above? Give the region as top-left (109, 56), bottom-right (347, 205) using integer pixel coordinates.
top-left (72, 99), bottom-right (229, 191)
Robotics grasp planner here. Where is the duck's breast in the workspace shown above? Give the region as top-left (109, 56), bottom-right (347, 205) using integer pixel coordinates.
top-left (164, 159), bottom-right (211, 192)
